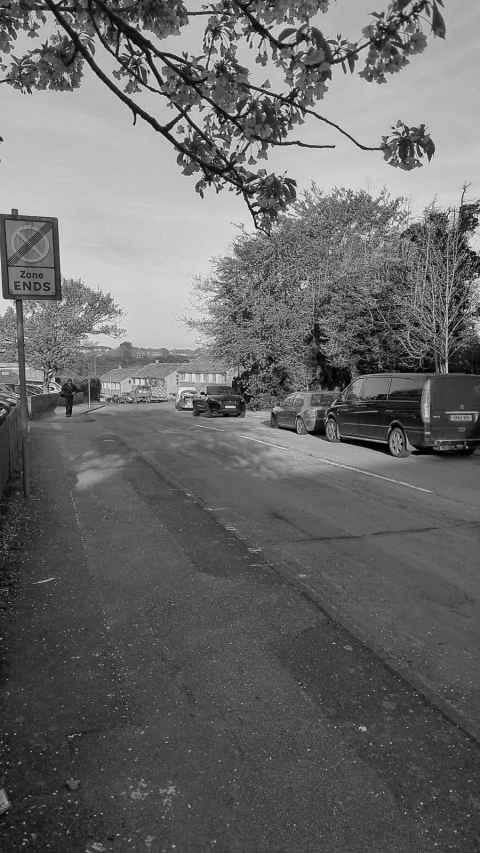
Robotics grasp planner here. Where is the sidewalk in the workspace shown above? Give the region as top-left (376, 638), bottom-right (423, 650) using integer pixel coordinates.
top-left (0, 410), bottom-right (478, 852)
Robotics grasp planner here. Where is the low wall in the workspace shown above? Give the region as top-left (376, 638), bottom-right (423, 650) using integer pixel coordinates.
top-left (55, 391), bottom-right (85, 409)
top-left (29, 393), bottom-right (60, 418)
top-left (0, 407), bottom-right (22, 498)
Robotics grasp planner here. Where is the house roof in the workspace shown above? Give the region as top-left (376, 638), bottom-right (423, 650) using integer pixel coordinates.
top-left (133, 362), bottom-right (183, 379)
top-left (177, 358), bottom-right (229, 373)
top-left (99, 367), bottom-right (135, 382)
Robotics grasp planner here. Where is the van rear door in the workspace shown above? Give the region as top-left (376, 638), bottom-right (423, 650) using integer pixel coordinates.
top-left (430, 375), bottom-right (480, 444)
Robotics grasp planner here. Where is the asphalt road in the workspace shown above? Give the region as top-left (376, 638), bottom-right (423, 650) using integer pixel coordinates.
top-left (113, 403), bottom-right (480, 740)
top-left (1, 401), bottom-right (479, 852)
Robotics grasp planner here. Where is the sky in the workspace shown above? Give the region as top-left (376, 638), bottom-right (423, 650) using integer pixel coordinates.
top-left (1, 0), bottom-right (479, 349)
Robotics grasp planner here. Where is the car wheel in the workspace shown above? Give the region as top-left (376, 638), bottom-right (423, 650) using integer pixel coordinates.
top-left (458, 447), bottom-right (475, 456)
top-left (388, 426), bottom-right (409, 458)
top-left (296, 417), bottom-right (308, 435)
top-left (193, 408), bottom-right (200, 416)
top-left (270, 413), bottom-right (279, 428)
top-left (325, 417), bottom-right (340, 442)
top-left (238, 407), bottom-right (246, 418)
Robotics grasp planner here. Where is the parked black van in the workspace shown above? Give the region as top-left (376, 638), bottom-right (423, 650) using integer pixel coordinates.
top-left (325, 373), bottom-right (480, 457)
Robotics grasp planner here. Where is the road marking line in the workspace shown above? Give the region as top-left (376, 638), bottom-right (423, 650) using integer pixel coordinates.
top-left (236, 433), bottom-right (431, 493)
top-left (238, 434), bottom-right (288, 450)
top-left (309, 455), bottom-right (432, 493)
top-left (195, 424), bottom-right (225, 432)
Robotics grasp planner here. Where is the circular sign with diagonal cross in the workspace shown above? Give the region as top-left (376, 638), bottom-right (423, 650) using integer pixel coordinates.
top-left (10, 223), bottom-right (52, 265)
top-left (0, 214), bottom-right (61, 300)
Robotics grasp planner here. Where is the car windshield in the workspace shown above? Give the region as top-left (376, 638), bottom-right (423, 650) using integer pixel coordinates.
top-left (206, 386), bottom-right (233, 395)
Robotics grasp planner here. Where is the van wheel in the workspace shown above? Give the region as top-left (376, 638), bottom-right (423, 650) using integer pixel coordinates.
top-left (325, 417), bottom-right (340, 443)
top-left (270, 413), bottom-right (279, 428)
top-left (458, 447), bottom-right (475, 456)
top-left (388, 426), bottom-right (409, 458)
top-left (296, 417), bottom-right (307, 435)
top-left (193, 408), bottom-right (200, 416)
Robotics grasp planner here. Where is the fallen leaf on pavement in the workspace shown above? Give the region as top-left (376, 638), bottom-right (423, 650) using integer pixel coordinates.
top-left (0, 789), bottom-right (11, 815)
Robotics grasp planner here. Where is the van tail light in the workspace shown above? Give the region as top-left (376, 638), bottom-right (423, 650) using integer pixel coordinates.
top-left (421, 379), bottom-right (431, 424)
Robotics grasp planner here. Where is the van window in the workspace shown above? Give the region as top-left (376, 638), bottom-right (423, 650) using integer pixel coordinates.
top-left (431, 375), bottom-right (480, 409)
top-left (362, 376), bottom-right (391, 400)
top-left (389, 376), bottom-right (427, 399)
top-left (293, 396), bottom-right (305, 408)
top-left (343, 379), bottom-right (364, 402)
top-left (310, 393), bottom-right (333, 407)
top-left (282, 395), bottom-right (296, 408)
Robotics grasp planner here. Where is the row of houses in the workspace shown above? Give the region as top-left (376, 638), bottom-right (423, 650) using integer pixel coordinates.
top-left (100, 359), bottom-right (238, 398)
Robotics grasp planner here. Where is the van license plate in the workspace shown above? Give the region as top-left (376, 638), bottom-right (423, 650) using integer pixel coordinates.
top-left (449, 414), bottom-right (472, 422)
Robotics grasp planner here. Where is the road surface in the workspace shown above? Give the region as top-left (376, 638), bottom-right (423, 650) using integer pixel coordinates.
top-left (114, 403), bottom-right (480, 739)
top-left (0, 402), bottom-right (478, 852)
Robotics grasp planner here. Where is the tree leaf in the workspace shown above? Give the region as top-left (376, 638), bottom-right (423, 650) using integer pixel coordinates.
top-left (278, 27), bottom-right (297, 42)
top-left (421, 137), bottom-right (435, 162)
top-left (304, 48), bottom-right (326, 66)
top-left (431, 2), bottom-right (446, 38)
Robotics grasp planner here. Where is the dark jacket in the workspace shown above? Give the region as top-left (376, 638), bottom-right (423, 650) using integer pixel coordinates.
top-left (61, 382), bottom-right (77, 399)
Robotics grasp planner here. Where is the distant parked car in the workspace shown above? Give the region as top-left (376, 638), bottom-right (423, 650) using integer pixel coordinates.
top-left (325, 372), bottom-right (480, 457)
top-left (150, 387), bottom-right (169, 402)
top-left (14, 384), bottom-right (44, 396)
top-left (175, 387), bottom-right (198, 410)
top-left (134, 386), bottom-right (151, 403)
top-left (0, 383), bottom-right (19, 400)
top-left (192, 385), bottom-right (246, 418)
top-left (270, 391), bottom-right (337, 435)
top-left (0, 394), bottom-right (16, 412)
top-left (0, 388), bottom-right (19, 407)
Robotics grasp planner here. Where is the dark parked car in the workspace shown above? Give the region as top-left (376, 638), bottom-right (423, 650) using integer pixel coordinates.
top-left (270, 391), bottom-right (337, 435)
top-left (325, 373), bottom-right (480, 457)
top-left (192, 385), bottom-right (246, 418)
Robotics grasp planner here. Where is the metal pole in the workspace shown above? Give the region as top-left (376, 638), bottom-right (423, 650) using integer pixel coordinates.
top-left (88, 364), bottom-right (91, 410)
top-left (10, 208), bottom-right (29, 497)
top-left (15, 296), bottom-right (30, 498)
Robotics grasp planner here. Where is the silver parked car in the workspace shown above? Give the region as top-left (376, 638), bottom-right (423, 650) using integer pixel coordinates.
top-left (270, 391), bottom-right (337, 435)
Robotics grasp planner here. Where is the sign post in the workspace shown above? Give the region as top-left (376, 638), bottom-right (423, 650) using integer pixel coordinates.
top-left (0, 210), bottom-right (62, 497)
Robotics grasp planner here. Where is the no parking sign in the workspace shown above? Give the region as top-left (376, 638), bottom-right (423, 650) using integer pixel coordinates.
top-left (0, 213), bottom-right (61, 300)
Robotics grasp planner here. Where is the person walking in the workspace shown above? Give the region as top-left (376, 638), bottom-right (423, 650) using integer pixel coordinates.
top-left (61, 378), bottom-right (77, 417)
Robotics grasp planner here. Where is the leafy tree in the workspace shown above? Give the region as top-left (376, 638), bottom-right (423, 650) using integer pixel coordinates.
top-left (0, 278), bottom-right (124, 384)
top-left (1, 0), bottom-right (445, 228)
top-left (189, 186), bottom-right (409, 397)
top-left (380, 192), bottom-right (480, 372)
